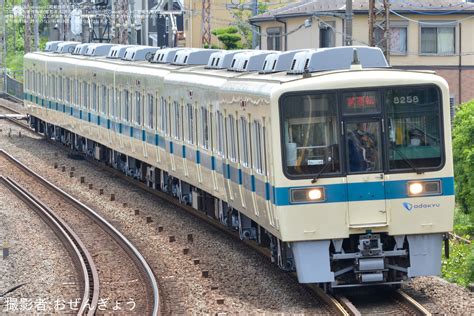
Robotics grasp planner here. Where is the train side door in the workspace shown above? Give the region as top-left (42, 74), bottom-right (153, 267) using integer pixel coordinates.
top-left (344, 118), bottom-right (387, 228)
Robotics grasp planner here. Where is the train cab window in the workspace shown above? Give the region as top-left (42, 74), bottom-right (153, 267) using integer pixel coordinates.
top-left (146, 94), bottom-right (154, 129)
top-left (280, 93), bottom-right (340, 177)
top-left (135, 92), bottom-right (142, 125)
top-left (385, 86), bottom-right (443, 171)
top-left (123, 90), bottom-right (130, 121)
top-left (240, 117), bottom-right (250, 167)
top-left (101, 85), bottom-right (107, 114)
top-left (186, 103), bottom-right (194, 144)
top-left (216, 111), bottom-right (225, 156)
top-left (252, 120), bottom-right (264, 174)
top-left (200, 107), bottom-right (209, 149)
top-left (92, 83), bottom-right (98, 111)
top-left (227, 115), bottom-right (237, 162)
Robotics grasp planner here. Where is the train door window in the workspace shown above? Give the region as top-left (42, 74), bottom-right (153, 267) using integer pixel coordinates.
top-left (135, 91), bottom-right (142, 125)
top-left (29, 71), bottom-right (33, 93)
top-left (123, 90), bottom-right (130, 121)
top-left (216, 111), bottom-right (225, 157)
top-left (101, 85), bottom-right (107, 114)
top-left (92, 83), bottom-right (98, 112)
top-left (108, 88), bottom-right (113, 116)
top-left (73, 80), bottom-right (78, 106)
top-left (240, 117), bottom-right (249, 167)
top-left (59, 77), bottom-right (64, 101)
top-left (147, 94), bottom-right (154, 129)
top-left (252, 120), bottom-right (264, 174)
top-left (82, 81), bottom-right (88, 109)
top-left (227, 115), bottom-right (237, 161)
top-left (114, 88), bottom-right (120, 119)
top-left (200, 107), bottom-right (209, 149)
top-left (66, 78), bottom-right (71, 103)
top-left (173, 101), bottom-right (181, 140)
top-left (160, 97), bottom-right (168, 135)
top-left (186, 103), bottom-right (194, 144)
top-left (262, 121), bottom-right (268, 175)
top-left (38, 73), bottom-right (42, 96)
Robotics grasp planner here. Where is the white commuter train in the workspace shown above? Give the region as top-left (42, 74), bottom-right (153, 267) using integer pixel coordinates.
top-left (23, 42), bottom-right (454, 288)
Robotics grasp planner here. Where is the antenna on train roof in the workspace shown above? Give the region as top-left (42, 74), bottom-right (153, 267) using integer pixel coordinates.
top-left (350, 48), bottom-right (363, 70)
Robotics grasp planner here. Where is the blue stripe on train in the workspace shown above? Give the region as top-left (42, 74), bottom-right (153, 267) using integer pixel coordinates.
top-left (28, 98), bottom-right (455, 205)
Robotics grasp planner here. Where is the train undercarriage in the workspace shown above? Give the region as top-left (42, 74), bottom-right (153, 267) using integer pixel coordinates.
top-left (30, 117), bottom-right (445, 290)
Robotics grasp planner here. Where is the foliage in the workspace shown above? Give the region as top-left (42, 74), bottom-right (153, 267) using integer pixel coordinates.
top-left (211, 26), bottom-right (243, 50)
top-left (452, 100), bottom-right (474, 215)
top-left (4, 0), bottom-right (50, 78)
top-left (442, 240), bottom-right (474, 287)
top-left (442, 210), bottom-right (474, 287)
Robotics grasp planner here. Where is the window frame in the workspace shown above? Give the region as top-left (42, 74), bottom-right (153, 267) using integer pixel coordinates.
top-left (266, 27), bottom-right (282, 51)
top-left (419, 22), bottom-right (456, 56)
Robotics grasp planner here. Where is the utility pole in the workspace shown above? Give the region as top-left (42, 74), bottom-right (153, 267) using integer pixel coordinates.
top-left (201, 0), bottom-right (211, 47)
top-left (368, 0), bottom-right (390, 62)
top-left (345, 0), bottom-right (352, 46)
top-left (167, 0), bottom-right (174, 47)
top-left (251, 0), bottom-right (258, 49)
top-left (24, 0), bottom-right (31, 53)
top-left (0, 0), bottom-right (5, 92)
top-left (33, 0), bottom-right (39, 51)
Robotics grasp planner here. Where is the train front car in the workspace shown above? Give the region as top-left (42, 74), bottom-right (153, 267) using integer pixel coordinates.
top-left (273, 69), bottom-right (454, 288)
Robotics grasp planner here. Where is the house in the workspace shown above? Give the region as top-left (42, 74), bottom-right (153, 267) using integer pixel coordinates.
top-left (250, 0), bottom-right (474, 105)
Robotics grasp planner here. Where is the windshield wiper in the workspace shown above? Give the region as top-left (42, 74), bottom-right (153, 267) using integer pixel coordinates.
top-left (391, 145), bottom-right (423, 175)
top-left (311, 157), bottom-right (333, 183)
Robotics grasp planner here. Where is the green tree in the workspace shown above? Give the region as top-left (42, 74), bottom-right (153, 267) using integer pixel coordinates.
top-left (211, 26), bottom-right (242, 50)
top-left (452, 100), bottom-right (474, 216)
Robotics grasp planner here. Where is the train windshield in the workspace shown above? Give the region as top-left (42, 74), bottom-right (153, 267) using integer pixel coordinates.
top-left (280, 93), bottom-right (341, 177)
top-left (386, 86), bottom-right (442, 171)
top-left (280, 85), bottom-right (443, 178)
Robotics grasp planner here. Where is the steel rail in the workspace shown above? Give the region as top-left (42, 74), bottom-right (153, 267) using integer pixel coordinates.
top-left (394, 289), bottom-right (432, 316)
top-left (0, 176), bottom-right (99, 315)
top-left (0, 149), bottom-right (160, 316)
top-left (80, 149), bottom-right (350, 316)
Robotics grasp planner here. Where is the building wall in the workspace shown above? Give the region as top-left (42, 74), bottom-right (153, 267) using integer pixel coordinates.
top-left (256, 13), bottom-right (474, 104)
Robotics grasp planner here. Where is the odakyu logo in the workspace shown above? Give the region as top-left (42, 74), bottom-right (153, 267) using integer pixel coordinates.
top-left (402, 202), bottom-right (441, 211)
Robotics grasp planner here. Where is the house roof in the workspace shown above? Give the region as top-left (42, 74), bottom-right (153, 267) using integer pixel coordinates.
top-left (250, 0), bottom-right (474, 22)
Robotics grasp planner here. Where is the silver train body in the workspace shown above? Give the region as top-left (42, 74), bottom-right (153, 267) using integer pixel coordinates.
top-left (23, 43), bottom-right (454, 288)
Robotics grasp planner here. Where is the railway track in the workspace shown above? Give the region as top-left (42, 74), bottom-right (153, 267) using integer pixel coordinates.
top-left (335, 287), bottom-right (432, 315)
top-left (0, 97), bottom-right (432, 315)
top-left (0, 148), bottom-right (160, 315)
top-left (0, 176), bottom-right (99, 315)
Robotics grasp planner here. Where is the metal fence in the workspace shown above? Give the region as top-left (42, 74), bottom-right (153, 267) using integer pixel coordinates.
top-left (2, 73), bottom-right (24, 101)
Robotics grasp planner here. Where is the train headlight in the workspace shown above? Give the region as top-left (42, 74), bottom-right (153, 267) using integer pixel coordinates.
top-left (407, 180), bottom-right (442, 196)
top-left (290, 187), bottom-right (325, 203)
top-left (408, 182), bottom-right (423, 195)
top-left (308, 188), bottom-right (323, 200)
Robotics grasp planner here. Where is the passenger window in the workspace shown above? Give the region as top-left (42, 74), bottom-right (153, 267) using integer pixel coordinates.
top-left (240, 117), bottom-right (249, 167)
top-left (37, 73), bottom-right (41, 95)
top-left (186, 103), bottom-right (194, 144)
top-left (135, 91), bottom-right (142, 125)
top-left (200, 107), bottom-right (209, 149)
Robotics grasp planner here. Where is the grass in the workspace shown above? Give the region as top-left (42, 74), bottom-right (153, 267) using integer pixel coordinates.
top-left (441, 208), bottom-right (474, 287)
